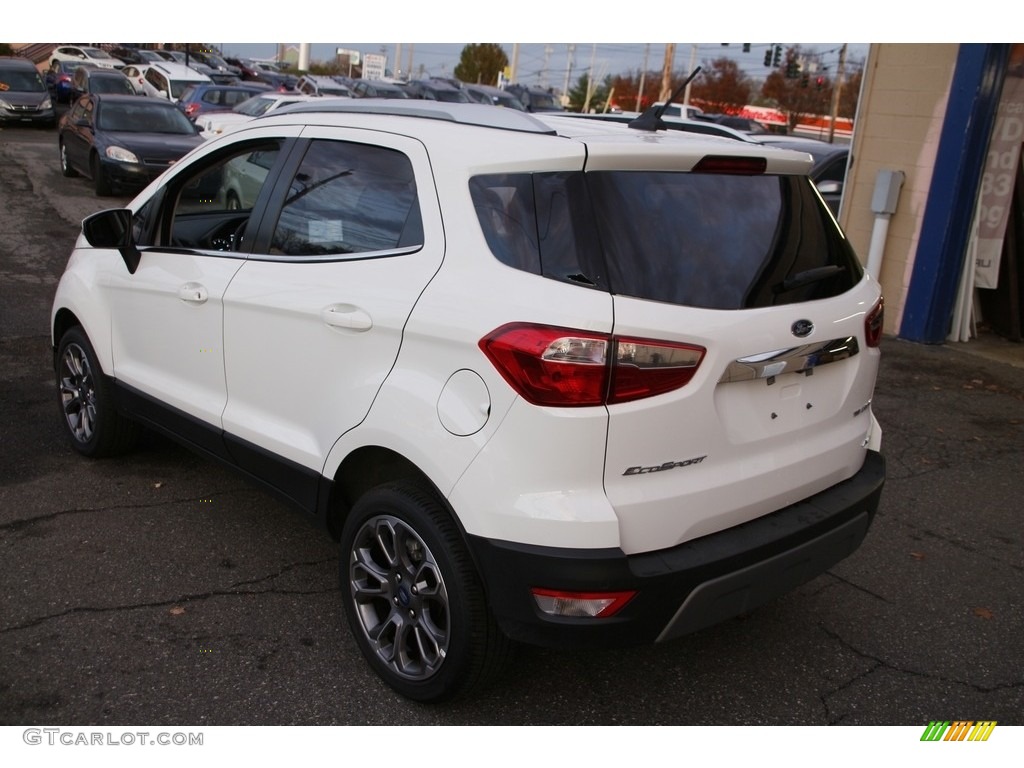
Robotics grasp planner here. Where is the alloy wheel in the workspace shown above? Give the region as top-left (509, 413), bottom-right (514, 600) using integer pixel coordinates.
top-left (347, 514), bottom-right (450, 681)
top-left (59, 342), bottom-right (97, 444)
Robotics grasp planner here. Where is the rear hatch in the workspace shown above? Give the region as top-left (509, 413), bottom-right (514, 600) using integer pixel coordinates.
top-left (582, 143), bottom-right (882, 555)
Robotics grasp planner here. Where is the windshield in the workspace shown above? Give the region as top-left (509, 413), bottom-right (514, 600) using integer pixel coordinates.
top-left (82, 48), bottom-right (108, 59)
top-left (98, 102), bottom-right (196, 134)
top-left (0, 69), bottom-right (46, 92)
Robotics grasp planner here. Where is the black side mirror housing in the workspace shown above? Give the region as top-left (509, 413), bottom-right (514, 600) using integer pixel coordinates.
top-left (82, 208), bottom-right (141, 273)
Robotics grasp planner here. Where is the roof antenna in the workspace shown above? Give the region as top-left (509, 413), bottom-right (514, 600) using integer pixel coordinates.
top-left (628, 67), bottom-right (702, 132)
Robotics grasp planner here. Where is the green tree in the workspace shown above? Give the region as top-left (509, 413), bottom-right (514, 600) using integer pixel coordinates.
top-left (690, 57), bottom-right (752, 114)
top-left (567, 73), bottom-right (612, 112)
top-left (453, 44), bottom-right (508, 85)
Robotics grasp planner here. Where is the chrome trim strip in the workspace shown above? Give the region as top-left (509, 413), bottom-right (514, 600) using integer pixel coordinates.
top-left (718, 336), bottom-right (859, 383)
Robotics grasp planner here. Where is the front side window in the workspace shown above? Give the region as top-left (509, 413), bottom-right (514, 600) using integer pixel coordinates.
top-left (146, 140), bottom-right (284, 251)
top-left (268, 140), bottom-right (422, 257)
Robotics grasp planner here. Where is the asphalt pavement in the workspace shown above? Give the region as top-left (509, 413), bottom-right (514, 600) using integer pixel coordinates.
top-left (0, 123), bottom-right (1021, 727)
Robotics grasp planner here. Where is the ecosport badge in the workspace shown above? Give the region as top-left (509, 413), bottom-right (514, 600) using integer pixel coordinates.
top-left (623, 455), bottom-right (707, 476)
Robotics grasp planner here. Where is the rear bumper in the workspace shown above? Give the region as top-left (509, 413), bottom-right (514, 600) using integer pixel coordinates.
top-left (467, 449), bottom-right (884, 647)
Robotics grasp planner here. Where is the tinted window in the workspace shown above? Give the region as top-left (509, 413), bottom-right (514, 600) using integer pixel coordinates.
top-left (269, 140), bottom-right (422, 257)
top-left (470, 171), bottom-right (861, 308)
top-left (469, 173), bottom-right (604, 288)
top-left (589, 171), bottom-right (861, 308)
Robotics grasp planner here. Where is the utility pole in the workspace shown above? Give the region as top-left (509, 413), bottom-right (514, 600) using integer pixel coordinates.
top-left (659, 43), bottom-right (675, 102)
top-left (510, 43), bottom-right (519, 84)
top-left (635, 43), bottom-right (649, 112)
top-left (583, 43), bottom-right (597, 113)
top-left (394, 44), bottom-right (402, 79)
top-left (562, 44), bottom-right (575, 101)
top-left (405, 44), bottom-right (414, 82)
top-left (541, 44), bottom-right (552, 88)
top-left (683, 44), bottom-right (698, 106)
top-left (828, 44), bottom-right (848, 144)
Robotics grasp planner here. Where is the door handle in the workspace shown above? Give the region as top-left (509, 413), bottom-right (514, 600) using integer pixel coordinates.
top-left (178, 282), bottom-right (208, 304)
top-left (321, 304), bottom-right (372, 332)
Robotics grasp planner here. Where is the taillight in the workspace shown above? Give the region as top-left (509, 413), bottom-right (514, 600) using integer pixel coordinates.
top-left (865, 297), bottom-right (884, 347)
top-left (480, 323), bottom-right (705, 407)
top-left (183, 103), bottom-right (199, 119)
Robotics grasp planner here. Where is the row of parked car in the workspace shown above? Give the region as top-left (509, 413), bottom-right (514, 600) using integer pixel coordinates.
top-left (23, 45), bottom-right (849, 211)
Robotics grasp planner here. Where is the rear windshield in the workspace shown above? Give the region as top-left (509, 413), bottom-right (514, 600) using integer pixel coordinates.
top-left (470, 170), bottom-right (862, 309)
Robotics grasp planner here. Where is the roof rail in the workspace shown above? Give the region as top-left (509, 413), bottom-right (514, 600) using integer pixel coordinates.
top-left (270, 99), bottom-right (557, 135)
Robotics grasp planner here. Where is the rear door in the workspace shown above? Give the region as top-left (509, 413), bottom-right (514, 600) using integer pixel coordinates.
top-left (220, 127), bottom-right (442, 495)
top-left (583, 152), bottom-right (882, 555)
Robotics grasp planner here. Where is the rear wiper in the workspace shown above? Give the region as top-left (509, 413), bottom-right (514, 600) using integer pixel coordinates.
top-left (628, 67), bottom-right (702, 132)
top-left (774, 265), bottom-right (847, 294)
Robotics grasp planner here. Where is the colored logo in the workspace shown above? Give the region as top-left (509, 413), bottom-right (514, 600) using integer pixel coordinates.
top-left (920, 721), bottom-right (997, 741)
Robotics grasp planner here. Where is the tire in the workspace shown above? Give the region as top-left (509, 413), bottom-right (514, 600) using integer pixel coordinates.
top-left (56, 326), bottom-right (137, 457)
top-left (91, 154), bottom-right (113, 197)
top-left (59, 141), bottom-right (78, 178)
top-left (339, 481), bottom-right (512, 702)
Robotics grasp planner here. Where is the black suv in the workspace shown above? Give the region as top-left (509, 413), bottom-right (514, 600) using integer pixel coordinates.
top-left (402, 78), bottom-right (470, 103)
top-left (504, 83), bottom-right (565, 112)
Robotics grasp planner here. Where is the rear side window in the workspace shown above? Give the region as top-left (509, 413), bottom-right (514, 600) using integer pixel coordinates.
top-left (269, 139), bottom-right (423, 257)
top-left (470, 170), bottom-right (861, 309)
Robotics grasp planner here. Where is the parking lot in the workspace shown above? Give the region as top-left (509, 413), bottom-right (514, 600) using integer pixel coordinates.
top-left (1, 121), bottom-right (1022, 727)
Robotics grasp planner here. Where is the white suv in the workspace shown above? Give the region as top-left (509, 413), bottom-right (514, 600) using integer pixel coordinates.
top-left (51, 101), bottom-right (885, 703)
top-left (140, 61), bottom-right (211, 100)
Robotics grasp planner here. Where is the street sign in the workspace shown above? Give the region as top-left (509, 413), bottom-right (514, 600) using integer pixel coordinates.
top-left (335, 48), bottom-right (360, 66)
top-left (362, 53), bottom-right (386, 80)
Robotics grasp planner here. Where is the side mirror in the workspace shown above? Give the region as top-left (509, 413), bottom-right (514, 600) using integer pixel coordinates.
top-left (82, 208), bottom-right (141, 273)
top-left (816, 180), bottom-right (843, 196)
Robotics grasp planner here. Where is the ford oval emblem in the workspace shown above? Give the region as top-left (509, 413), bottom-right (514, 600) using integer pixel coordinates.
top-left (792, 319), bottom-right (814, 338)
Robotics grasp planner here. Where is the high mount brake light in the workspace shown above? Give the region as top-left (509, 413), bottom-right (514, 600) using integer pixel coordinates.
top-left (692, 155), bottom-right (767, 175)
top-left (480, 323), bottom-right (705, 407)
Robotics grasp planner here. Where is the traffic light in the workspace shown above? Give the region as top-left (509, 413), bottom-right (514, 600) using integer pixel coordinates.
top-left (764, 47), bottom-right (772, 67)
top-left (742, 43), bottom-right (751, 53)
top-left (786, 59), bottom-right (799, 78)
top-left (800, 73), bottom-right (810, 88)
top-left (816, 76), bottom-right (825, 91)
top-left (773, 45), bottom-right (782, 67)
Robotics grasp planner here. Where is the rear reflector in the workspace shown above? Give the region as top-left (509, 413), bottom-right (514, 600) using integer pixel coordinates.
top-left (480, 323), bottom-right (705, 407)
top-left (532, 588), bottom-right (637, 618)
top-left (692, 155), bottom-right (767, 175)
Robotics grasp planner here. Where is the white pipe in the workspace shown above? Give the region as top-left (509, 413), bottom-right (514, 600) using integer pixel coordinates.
top-left (866, 213), bottom-right (891, 279)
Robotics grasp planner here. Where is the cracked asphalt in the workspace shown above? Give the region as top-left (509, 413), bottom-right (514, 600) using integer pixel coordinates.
top-left (1, 123), bottom-right (1022, 726)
